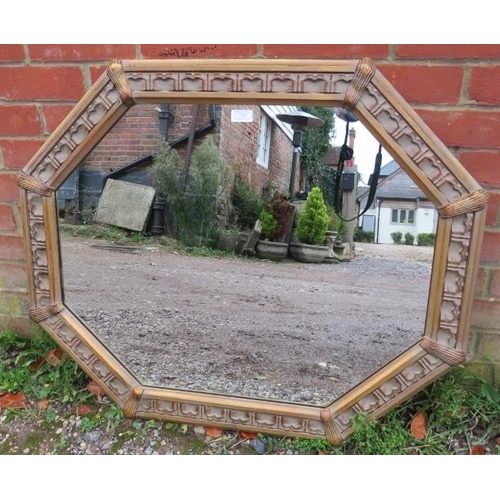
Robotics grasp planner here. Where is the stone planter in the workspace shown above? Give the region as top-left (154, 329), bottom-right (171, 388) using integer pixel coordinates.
top-left (325, 230), bottom-right (338, 240)
top-left (289, 242), bottom-right (330, 263)
top-left (333, 242), bottom-right (347, 256)
top-left (255, 240), bottom-right (289, 261)
top-left (324, 231), bottom-right (338, 258)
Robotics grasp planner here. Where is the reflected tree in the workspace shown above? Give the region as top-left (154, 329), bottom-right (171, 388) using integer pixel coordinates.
top-left (299, 106), bottom-right (336, 193)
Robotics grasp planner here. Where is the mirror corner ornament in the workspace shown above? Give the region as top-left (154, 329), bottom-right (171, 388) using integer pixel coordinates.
top-left (17, 57), bottom-right (488, 444)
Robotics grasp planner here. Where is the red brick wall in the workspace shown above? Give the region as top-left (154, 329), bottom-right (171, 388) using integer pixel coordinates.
top-left (81, 104), bottom-right (160, 171)
top-left (1, 44), bottom-right (499, 383)
top-left (84, 102), bottom-right (294, 194)
top-left (218, 105), bottom-right (293, 194)
top-left (80, 104), bottom-right (214, 172)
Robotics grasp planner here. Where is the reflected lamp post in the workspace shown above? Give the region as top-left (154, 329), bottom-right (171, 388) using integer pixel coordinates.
top-left (276, 111), bottom-right (325, 199)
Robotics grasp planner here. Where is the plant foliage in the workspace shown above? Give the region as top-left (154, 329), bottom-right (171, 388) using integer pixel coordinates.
top-left (188, 135), bottom-right (233, 243)
top-left (404, 232), bottom-right (415, 245)
top-left (353, 227), bottom-right (374, 242)
top-left (327, 205), bottom-right (347, 235)
top-left (149, 136), bottom-right (232, 246)
top-left (260, 205), bottom-right (278, 240)
top-left (298, 106), bottom-right (335, 191)
top-left (231, 174), bottom-right (263, 230)
top-left (0, 328), bottom-right (89, 403)
top-left (296, 186), bottom-right (330, 245)
top-left (390, 231), bottom-right (403, 244)
top-left (417, 232), bottom-right (436, 246)
top-left (260, 191), bottom-right (294, 242)
top-left (148, 138), bottom-right (185, 232)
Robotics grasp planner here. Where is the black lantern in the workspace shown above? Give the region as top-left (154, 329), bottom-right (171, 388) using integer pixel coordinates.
top-left (276, 111), bottom-right (325, 198)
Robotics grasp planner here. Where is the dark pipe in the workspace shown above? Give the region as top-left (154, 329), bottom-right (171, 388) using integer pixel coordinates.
top-left (151, 104), bottom-right (173, 234)
top-left (150, 196), bottom-right (166, 234)
top-left (158, 104), bottom-right (173, 140)
top-left (376, 198), bottom-right (382, 243)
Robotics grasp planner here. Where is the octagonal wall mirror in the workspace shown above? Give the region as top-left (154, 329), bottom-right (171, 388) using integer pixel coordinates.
top-left (18, 58), bottom-right (488, 444)
top-left (56, 101), bottom-right (434, 408)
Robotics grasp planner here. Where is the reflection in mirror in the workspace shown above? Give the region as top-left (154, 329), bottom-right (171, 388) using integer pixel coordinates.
top-left (57, 103), bottom-right (435, 406)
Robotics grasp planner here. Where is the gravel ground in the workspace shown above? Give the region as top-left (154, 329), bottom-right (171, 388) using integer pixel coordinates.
top-left (59, 237), bottom-right (434, 406)
top-left (5, 238), bottom-right (491, 458)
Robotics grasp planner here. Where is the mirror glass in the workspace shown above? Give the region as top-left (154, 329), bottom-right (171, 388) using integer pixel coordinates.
top-left (57, 102), bottom-right (435, 406)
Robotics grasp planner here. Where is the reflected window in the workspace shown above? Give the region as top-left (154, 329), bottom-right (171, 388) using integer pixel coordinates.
top-left (257, 112), bottom-right (272, 168)
top-left (391, 209), bottom-right (415, 225)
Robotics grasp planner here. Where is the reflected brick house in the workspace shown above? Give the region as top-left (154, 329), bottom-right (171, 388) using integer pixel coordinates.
top-left (58, 103), bottom-right (298, 217)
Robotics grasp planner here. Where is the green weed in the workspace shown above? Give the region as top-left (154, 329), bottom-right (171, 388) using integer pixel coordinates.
top-left (403, 369), bottom-right (500, 454)
top-left (52, 435), bottom-right (69, 454)
top-left (59, 221), bottom-right (153, 245)
top-left (339, 410), bottom-right (412, 455)
top-left (334, 368), bottom-right (500, 455)
top-left (231, 174), bottom-right (263, 231)
top-left (43, 407), bottom-right (57, 424)
top-left (77, 416), bottom-right (100, 433)
top-left (101, 404), bottom-right (125, 432)
top-left (284, 437), bottom-right (333, 454)
top-left (0, 328), bottom-right (90, 405)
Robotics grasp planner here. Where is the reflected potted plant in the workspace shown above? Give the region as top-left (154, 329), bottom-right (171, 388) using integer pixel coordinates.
top-left (255, 191), bottom-right (294, 261)
top-left (289, 186), bottom-right (330, 263)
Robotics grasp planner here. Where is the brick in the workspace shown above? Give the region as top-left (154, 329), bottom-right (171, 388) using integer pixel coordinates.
top-left (491, 269), bottom-right (500, 298)
top-left (263, 44), bottom-right (389, 58)
top-left (0, 313), bottom-right (33, 335)
top-left (377, 65), bottom-right (463, 104)
top-left (474, 266), bottom-right (489, 297)
top-left (459, 152), bottom-right (500, 189)
top-left (0, 66), bottom-right (85, 101)
top-left (0, 105), bottom-right (42, 136)
top-left (41, 104), bottom-right (77, 133)
top-left (0, 262), bottom-right (27, 289)
top-left (0, 292), bottom-right (29, 317)
top-left (29, 44), bottom-right (135, 61)
top-left (395, 45), bottom-right (500, 59)
top-left (0, 235), bottom-right (25, 261)
top-left (473, 332), bottom-right (500, 361)
top-left (84, 103), bottom-right (160, 169)
top-left (464, 361), bottom-right (495, 384)
top-left (469, 66), bottom-right (500, 105)
top-left (471, 298), bottom-right (500, 330)
top-left (140, 44), bottom-right (258, 59)
top-left (416, 109), bottom-right (500, 149)
top-left (485, 192), bottom-right (500, 226)
top-left (89, 65), bottom-right (108, 84)
top-left (0, 45), bottom-right (25, 62)
top-left (0, 139), bottom-right (45, 169)
top-left (0, 173), bottom-right (21, 202)
top-left (0, 204), bottom-right (17, 232)
top-left (480, 230), bottom-right (500, 263)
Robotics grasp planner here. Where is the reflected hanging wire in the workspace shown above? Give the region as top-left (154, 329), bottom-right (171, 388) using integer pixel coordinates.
top-left (333, 108), bottom-right (382, 222)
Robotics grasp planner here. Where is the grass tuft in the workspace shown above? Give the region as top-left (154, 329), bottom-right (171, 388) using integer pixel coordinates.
top-left (0, 327), bottom-right (90, 405)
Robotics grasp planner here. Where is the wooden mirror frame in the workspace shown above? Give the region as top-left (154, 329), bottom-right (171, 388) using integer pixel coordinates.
top-left (17, 58), bottom-right (488, 444)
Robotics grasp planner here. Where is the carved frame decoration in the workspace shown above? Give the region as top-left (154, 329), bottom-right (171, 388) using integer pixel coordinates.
top-left (18, 58), bottom-right (488, 444)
